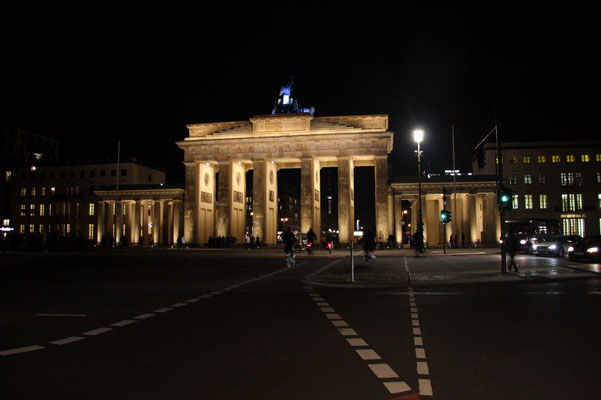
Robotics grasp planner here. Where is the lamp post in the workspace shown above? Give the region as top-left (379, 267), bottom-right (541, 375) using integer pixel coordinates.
top-left (413, 129), bottom-right (424, 252)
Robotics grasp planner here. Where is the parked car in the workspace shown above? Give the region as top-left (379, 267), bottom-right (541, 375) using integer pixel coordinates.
top-left (515, 234), bottom-right (540, 254)
top-left (568, 235), bottom-right (601, 261)
top-left (532, 235), bottom-right (583, 257)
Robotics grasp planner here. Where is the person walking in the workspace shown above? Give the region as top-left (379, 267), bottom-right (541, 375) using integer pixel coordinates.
top-left (283, 227), bottom-right (297, 267)
top-left (449, 234), bottom-right (453, 248)
top-left (507, 231), bottom-right (520, 272)
top-left (306, 228), bottom-right (316, 255)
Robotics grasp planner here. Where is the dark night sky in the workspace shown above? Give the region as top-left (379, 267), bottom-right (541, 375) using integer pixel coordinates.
top-left (3, 3), bottom-right (599, 185)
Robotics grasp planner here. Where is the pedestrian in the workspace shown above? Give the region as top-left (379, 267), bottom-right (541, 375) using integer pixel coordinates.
top-left (244, 234), bottom-right (250, 249)
top-left (454, 234), bottom-right (458, 248)
top-left (449, 234), bottom-right (453, 248)
top-left (250, 235), bottom-right (255, 249)
top-left (256, 236), bottom-right (261, 249)
top-left (507, 231), bottom-right (519, 272)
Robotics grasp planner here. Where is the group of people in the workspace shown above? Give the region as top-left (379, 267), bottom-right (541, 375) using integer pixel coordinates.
top-left (243, 234), bottom-right (262, 249)
top-left (448, 233), bottom-right (466, 248)
top-left (207, 235), bottom-right (238, 248)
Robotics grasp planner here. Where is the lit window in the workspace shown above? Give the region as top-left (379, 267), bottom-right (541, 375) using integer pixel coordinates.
top-left (538, 173), bottom-right (546, 184)
top-left (39, 204), bottom-right (45, 216)
top-left (89, 203), bottom-right (95, 216)
top-left (537, 155), bottom-right (546, 163)
top-left (509, 174), bottom-right (518, 185)
top-left (50, 187), bottom-right (56, 195)
top-left (20, 204), bottom-right (26, 216)
top-left (5, 171), bottom-right (12, 181)
top-left (566, 155), bottom-right (575, 163)
top-left (29, 224), bottom-right (34, 233)
top-left (2, 219), bottom-right (9, 226)
top-left (582, 154), bottom-right (590, 162)
top-left (89, 224), bottom-right (95, 240)
top-left (523, 156), bottom-right (531, 164)
top-left (20, 187), bottom-right (27, 196)
top-left (598, 194), bottom-right (601, 208)
top-left (524, 174), bottom-right (532, 184)
top-left (512, 194), bottom-right (519, 209)
top-left (596, 154), bottom-right (601, 162)
top-left (539, 194), bottom-right (547, 209)
top-left (66, 224), bottom-right (71, 234)
top-left (552, 155), bottom-right (560, 163)
top-left (31, 187), bottom-right (36, 197)
top-left (41, 187), bottom-right (46, 196)
top-left (19, 224), bottom-right (25, 234)
top-left (561, 193), bottom-right (582, 211)
top-left (509, 156), bottom-right (517, 164)
top-left (598, 172), bottom-right (601, 183)
top-left (524, 195), bottom-right (533, 209)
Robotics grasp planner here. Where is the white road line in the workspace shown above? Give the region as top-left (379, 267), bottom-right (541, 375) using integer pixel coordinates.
top-left (325, 313), bottom-right (341, 320)
top-left (134, 313), bottom-right (155, 319)
top-left (313, 297), bottom-right (325, 302)
top-left (356, 349), bottom-right (381, 360)
top-left (383, 381), bottom-right (412, 394)
top-left (411, 307), bottom-right (418, 313)
top-left (415, 347), bottom-right (426, 359)
top-left (51, 336), bottom-right (85, 345)
top-left (338, 328), bottom-right (358, 336)
top-left (414, 337), bottom-right (423, 346)
top-left (154, 308), bottom-right (172, 313)
top-left (199, 294), bottom-right (213, 299)
top-left (413, 327), bottom-right (421, 335)
top-left (320, 307), bottom-right (336, 313)
top-left (417, 361), bottom-right (430, 375)
top-left (185, 298), bottom-right (200, 303)
top-left (0, 345), bottom-right (45, 356)
top-left (111, 320), bottom-right (137, 327)
top-left (316, 302), bottom-right (329, 306)
top-left (412, 319), bottom-right (420, 326)
top-left (34, 313), bottom-right (87, 317)
top-left (83, 327), bottom-right (113, 336)
top-left (309, 293), bottom-right (320, 297)
top-left (368, 363), bottom-right (399, 379)
top-left (209, 291), bottom-right (221, 295)
top-left (419, 379), bottom-right (433, 396)
top-left (170, 303), bottom-right (187, 308)
top-left (411, 313), bottom-right (419, 319)
top-left (331, 320), bottom-right (349, 327)
top-left (347, 338), bottom-right (368, 347)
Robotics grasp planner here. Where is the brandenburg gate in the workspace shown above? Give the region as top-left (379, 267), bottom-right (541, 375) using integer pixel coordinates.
top-left (176, 113), bottom-right (393, 245)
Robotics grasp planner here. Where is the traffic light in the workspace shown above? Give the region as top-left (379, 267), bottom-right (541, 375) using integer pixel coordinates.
top-left (498, 187), bottom-right (513, 210)
top-left (440, 210), bottom-right (451, 224)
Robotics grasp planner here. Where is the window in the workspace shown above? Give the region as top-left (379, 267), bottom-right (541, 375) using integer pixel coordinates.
top-left (562, 218), bottom-right (584, 237)
top-left (20, 187), bottom-right (27, 196)
top-left (581, 154), bottom-right (590, 162)
top-left (121, 169), bottom-right (127, 176)
top-left (41, 187), bottom-right (46, 196)
top-left (598, 172), bottom-right (601, 184)
top-left (539, 194), bottom-right (548, 209)
top-left (100, 169), bottom-right (106, 177)
top-left (524, 174), bottom-right (532, 184)
top-left (39, 204), bottom-right (45, 216)
top-left (522, 156), bottom-right (530, 164)
top-left (5, 171), bottom-right (11, 181)
top-left (598, 194), bottom-right (601, 208)
top-left (31, 187), bottom-right (36, 197)
top-left (111, 169), bottom-right (116, 177)
top-left (89, 203), bottom-right (95, 216)
top-left (50, 187), bottom-right (56, 195)
top-left (561, 193), bottom-right (583, 211)
top-left (552, 155), bottom-right (561, 163)
top-left (512, 194), bottom-right (519, 209)
top-left (561, 173), bottom-right (580, 187)
top-left (20, 204), bottom-right (26, 216)
top-left (88, 224), bottom-right (95, 240)
top-left (597, 154), bottom-right (601, 162)
top-left (566, 155), bottom-right (575, 163)
top-left (509, 156), bottom-right (517, 164)
top-left (537, 155), bottom-right (546, 163)
top-left (574, 173), bottom-right (583, 186)
top-left (2, 219), bottom-right (9, 226)
top-left (524, 195), bottom-right (533, 209)
top-left (19, 224), bottom-right (25, 234)
top-left (509, 174), bottom-right (518, 185)
top-left (538, 173), bottom-right (546, 184)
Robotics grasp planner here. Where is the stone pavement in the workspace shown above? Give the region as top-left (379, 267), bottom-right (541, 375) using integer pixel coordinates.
top-left (302, 247), bottom-right (601, 288)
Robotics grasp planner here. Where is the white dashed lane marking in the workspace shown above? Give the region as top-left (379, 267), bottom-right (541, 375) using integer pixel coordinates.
top-left (111, 320), bottom-right (137, 327)
top-left (51, 336), bottom-right (85, 345)
top-left (0, 345), bottom-right (45, 356)
top-left (83, 327), bottom-right (113, 336)
top-left (305, 286), bottom-right (412, 395)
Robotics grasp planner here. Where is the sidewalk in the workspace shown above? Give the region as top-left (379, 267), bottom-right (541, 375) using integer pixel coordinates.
top-left (302, 249), bottom-right (601, 288)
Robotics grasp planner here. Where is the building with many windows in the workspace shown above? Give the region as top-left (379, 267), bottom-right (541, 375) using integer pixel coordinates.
top-left (473, 140), bottom-right (601, 237)
top-left (0, 158), bottom-right (168, 243)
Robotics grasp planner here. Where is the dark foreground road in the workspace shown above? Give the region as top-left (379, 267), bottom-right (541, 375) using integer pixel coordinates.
top-left (1, 250), bottom-right (600, 399)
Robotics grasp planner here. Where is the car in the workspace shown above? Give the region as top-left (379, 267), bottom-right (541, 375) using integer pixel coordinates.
top-left (568, 235), bottom-right (601, 261)
top-left (532, 235), bottom-right (583, 257)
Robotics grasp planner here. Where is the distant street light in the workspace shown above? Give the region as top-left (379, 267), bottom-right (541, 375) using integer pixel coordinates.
top-left (413, 130), bottom-right (424, 253)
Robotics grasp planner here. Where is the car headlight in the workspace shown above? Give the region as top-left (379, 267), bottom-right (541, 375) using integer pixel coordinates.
top-left (532, 244), bottom-right (538, 250)
top-left (587, 247), bottom-right (599, 254)
top-left (520, 239), bottom-right (527, 245)
top-left (568, 246), bottom-right (574, 252)
top-left (548, 244), bottom-right (557, 250)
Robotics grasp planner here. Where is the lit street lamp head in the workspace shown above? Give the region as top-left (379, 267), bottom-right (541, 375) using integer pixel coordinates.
top-left (413, 129), bottom-right (424, 143)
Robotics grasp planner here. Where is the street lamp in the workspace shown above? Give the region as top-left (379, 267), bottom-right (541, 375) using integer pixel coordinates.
top-left (413, 129), bottom-right (424, 252)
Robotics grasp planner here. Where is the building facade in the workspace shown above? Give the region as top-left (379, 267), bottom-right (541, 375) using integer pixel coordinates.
top-left (473, 141), bottom-right (601, 237)
top-left (0, 159), bottom-right (167, 242)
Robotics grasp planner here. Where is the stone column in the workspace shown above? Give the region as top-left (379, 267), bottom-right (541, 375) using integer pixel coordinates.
top-left (184, 162), bottom-right (199, 244)
top-left (124, 201), bottom-right (133, 244)
top-left (134, 201), bottom-right (142, 244)
top-left (252, 160), bottom-right (278, 245)
top-left (167, 201), bottom-right (174, 245)
top-left (421, 194), bottom-right (429, 245)
top-left (374, 156), bottom-right (389, 240)
top-left (387, 188), bottom-right (394, 241)
top-left (216, 161), bottom-right (232, 237)
top-left (142, 202), bottom-right (148, 245)
top-left (115, 201), bottom-right (123, 244)
top-left (159, 200), bottom-right (166, 245)
top-left (301, 158), bottom-right (320, 235)
top-left (96, 201), bottom-right (105, 244)
top-left (337, 157), bottom-right (354, 244)
top-left (394, 195), bottom-right (403, 245)
top-left (173, 200), bottom-right (181, 244)
top-left (153, 200), bottom-right (161, 245)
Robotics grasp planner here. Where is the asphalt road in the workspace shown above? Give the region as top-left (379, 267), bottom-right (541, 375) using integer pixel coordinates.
top-left (2, 249), bottom-right (600, 399)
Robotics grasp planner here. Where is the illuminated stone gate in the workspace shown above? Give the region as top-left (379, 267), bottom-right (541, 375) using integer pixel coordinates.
top-left (176, 113), bottom-right (394, 245)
